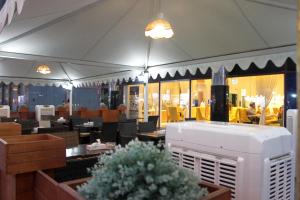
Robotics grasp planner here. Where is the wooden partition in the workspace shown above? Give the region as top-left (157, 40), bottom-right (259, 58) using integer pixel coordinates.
top-left (35, 171), bottom-right (86, 200)
top-left (34, 172), bottom-right (230, 200)
top-left (102, 110), bottom-right (120, 122)
top-left (0, 134), bottom-right (66, 200)
top-left (0, 122), bottom-right (21, 136)
top-left (80, 110), bottom-right (100, 119)
top-left (56, 107), bottom-right (69, 119)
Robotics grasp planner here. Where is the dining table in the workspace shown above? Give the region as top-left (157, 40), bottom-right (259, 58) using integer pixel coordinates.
top-left (137, 130), bottom-right (166, 144)
top-left (66, 144), bottom-right (114, 159)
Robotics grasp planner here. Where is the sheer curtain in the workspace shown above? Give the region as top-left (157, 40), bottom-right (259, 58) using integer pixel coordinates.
top-left (256, 76), bottom-right (277, 125)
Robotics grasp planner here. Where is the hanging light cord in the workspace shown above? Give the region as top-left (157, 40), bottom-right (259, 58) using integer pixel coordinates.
top-left (145, 0), bottom-right (156, 70)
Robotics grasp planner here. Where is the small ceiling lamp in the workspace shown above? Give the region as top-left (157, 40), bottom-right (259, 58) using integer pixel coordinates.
top-left (145, 0), bottom-right (174, 40)
top-left (145, 13), bottom-right (174, 39)
top-left (36, 64), bottom-right (51, 74)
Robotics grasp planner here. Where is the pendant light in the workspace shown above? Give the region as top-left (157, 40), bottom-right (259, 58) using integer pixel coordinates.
top-left (145, 0), bottom-right (174, 39)
top-left (36, 64), bottom-right (51, 74)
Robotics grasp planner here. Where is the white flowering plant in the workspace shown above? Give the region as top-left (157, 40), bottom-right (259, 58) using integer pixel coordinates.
top-left (78, 140), bottom-right (208, 200)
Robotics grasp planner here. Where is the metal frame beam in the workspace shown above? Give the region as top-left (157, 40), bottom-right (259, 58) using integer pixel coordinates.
top-left (0, 51), bottom-right (143, 70)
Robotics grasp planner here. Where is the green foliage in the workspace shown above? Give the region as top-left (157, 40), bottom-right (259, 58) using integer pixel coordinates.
top-left (78, 140), bottom-right (208, 200)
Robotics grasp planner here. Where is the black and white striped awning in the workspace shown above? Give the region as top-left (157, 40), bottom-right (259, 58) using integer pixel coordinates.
top-left (75, 51), bottom-right (295, 87)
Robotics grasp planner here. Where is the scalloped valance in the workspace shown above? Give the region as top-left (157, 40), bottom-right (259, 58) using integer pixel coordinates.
top-left (0, 77), bottom-right (69, 87)
top-left (74, 51), bottom-right (295, 87)
top-left (148, 51), bottom-right (295, 80)
top-left (73, 70), bottom-right (142, 87)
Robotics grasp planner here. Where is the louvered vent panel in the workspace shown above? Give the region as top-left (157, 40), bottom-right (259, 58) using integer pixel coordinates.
top-left (269, 156), bottom-right (293, 200)
top-left (286, 116), bottom-right (293, 134)
top-left (171, 148), bottom-right (238, 200)
top-left (200, 158), bottom-right (216, 184)
top-left (219, 161), bottom-right (237, 200)
top-left (171, 151), bottom-right (181, 166)
top-left (182, 154), bottom-right (195, 171)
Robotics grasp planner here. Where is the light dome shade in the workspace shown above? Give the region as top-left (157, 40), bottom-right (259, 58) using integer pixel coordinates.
top-left (145, 18), bottom-right (174, 39)
top-left (36, 64), bottom-right (51, 74)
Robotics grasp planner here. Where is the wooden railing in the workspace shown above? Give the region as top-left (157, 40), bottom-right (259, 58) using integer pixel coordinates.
top-left (35, 171), bottom-right (87, 200)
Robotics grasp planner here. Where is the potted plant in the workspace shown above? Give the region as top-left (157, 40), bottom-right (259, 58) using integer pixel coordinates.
top-left (78, 140), bottom-right (208, 200)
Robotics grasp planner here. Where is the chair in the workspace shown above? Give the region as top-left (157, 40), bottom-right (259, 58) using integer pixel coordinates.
top-left (265, 115), bottom-right (278, 125)
top-left (99, 122), bottom-right (119, 143)
top-left (138, 121), bottom-right (156, 133)
top-left (196, 107), bottom-right (205, 121)
top-left (126, 118), bottom-right (137, 124)
top-left (54, 156), bottom-right (98, 182)
top-left (78, 126), bottom-right (91, 144)
top-left (185, 118), bottom-right (196, 121)
top-left (229, 107), bottom-right (238, 123)
top-left (19, 119), bottom-right (35, 134)
top-left (167, 107), bottom-right (179, 122)
top-left (264, 107), bottom-right (279, 125)
top-left (38, 129), bottom-right (79, 148)
top-left (70, 116), bottom-right (87, 130)
top-left (52, 131), bottom-right (79, 148)
top-left (37, 126), bottom-right (68, 134)
top-left (272, 107), bottom-right (279, 115)
top-left (91, 117), bottom-right (103, 130)
top-left (148, 116), bottom-right (159, 129)
top-left (41, 115), bottom-right (55, 121)
top-left (238, 108), bottom-right (252, 123)
top-left (0, 117), bottom-right (19, 123)
top-left (265, 107), bottom-right (271, 115)
top-left (177, 107), bottom-right (185, 121)
top-left (118, 113), bottom-right (127, 122)
top-left (118, 122), bottom-right (137, 147)
top-left (38, 120), bottom-right (51, 128)
top-left (205, 106), bottom-right (210, 120)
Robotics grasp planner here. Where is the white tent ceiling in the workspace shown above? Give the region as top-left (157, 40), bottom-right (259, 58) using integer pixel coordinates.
top-left (0, 0), bottom-right (296, 85)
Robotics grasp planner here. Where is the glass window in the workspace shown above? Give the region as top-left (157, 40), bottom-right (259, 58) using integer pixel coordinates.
top-left (127, 84), bottom-right (144, 119)
top-left (160, 81), bottom-right (190, 127)
top-left (191, 79), bottom-right (211, 120)
top-left (148, 83), bottom-right (159, 116)
top-left (227, 74), bottom-right (284, 126)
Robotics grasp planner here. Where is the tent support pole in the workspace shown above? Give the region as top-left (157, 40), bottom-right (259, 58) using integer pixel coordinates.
top-left (144, 81), bottom-right (148, 122)
top-left (296, 4), bottom-right (300, 200)
top-left (69, 87), bottom-right (73, 116)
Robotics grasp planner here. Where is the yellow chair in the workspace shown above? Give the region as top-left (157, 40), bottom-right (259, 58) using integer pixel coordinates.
top-left (272, 107), bottom-right (279, 115)
top-left (196, 107), bottom-right (205, 121)
top-left (167, 107), bottom-right (179, 122)
top-left (177, 107), bottom-right (185, 121)
top-left (265, 107), bottom-right (271, 115)
top-left (229, 107), bottom-right (238, 123)
top-left (200, 106), bottom-right (206, 119)
top-left (238, 108), bottom-right (252, 123)
top-left (265, 116), bottom-right (278, 125)
top-left (191, 107), bottom-right (198, 118)
top-left (161, 110), bottom-right (167, 123)
top-left (265, 107), bottom-right (278, 125)
top-left (205, 106), bottom-right (210, 120)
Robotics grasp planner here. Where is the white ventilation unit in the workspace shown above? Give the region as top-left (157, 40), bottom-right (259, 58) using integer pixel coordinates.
top-left (166, 121), bottom-right (295, 200)
top-left (0, 105), bottom-right (10, 118)
top-left (286, 109), bottom-right (297, 159)
top-left (35, 105), bottom-right (55, 121)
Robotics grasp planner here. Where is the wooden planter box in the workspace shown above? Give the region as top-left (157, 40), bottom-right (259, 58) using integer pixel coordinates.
top-left (200, 182), bottom-right (231, 200)
top-left (0, 134), bottom-right (66, 200)
top-left (0, 122), bottom-right (21, 137)
top-left (0, 134), bottom-right (66, 174)
top-left (35, 172), bottom-right (231, 200)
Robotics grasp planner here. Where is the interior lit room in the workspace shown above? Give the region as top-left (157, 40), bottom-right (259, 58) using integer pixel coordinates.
top-left (0, 0), bottom-right (298, 200)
